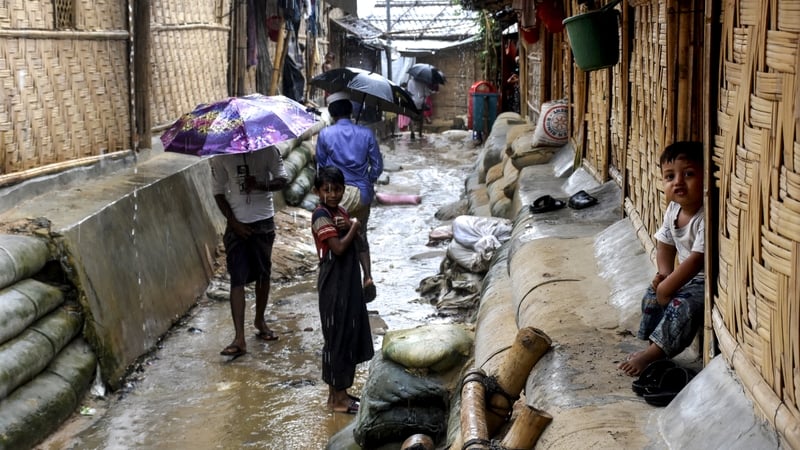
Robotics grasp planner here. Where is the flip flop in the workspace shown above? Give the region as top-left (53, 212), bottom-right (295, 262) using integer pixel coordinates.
top-left (643, 366), bottom-right (697, 406)
top-left (529, 195), bottom-right (566, 214)
top-left (363, 282), bottom-right (377, 303)
top-left (632, 359), bottom-right (676, 395)
top-left (567, 190), bottom-right (598, 209)
top-left (342, 398), bottom-right (359, 414)
top-left (255, 330), bottom-right (279, 341)
top-left (220, 345), bottom-right (246, 359)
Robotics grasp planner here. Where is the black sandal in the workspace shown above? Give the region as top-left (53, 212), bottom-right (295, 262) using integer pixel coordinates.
top-left (529, 195), bottom-right (566, 213)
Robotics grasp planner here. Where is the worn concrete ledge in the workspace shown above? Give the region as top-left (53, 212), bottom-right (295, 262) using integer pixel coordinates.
top-left (0, 151), bottom-right (224, 389)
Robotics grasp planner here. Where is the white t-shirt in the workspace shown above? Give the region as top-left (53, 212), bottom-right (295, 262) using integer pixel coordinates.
top-left (210, 148), bottom-right (287, 223)
top-left (654, 201), bottom-right (705, 278)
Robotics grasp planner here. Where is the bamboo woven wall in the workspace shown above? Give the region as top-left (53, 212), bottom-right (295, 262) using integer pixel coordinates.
top-left (624, 1), bottom-right (669, 250)
top-left (584, 70), bottom-right (611, 180)
top-left (712, 0), bottom-right (800, 445)
top-left (0, 0), bottom-right (130, 177)
top-left (150, 0), bottom-right (231, 128)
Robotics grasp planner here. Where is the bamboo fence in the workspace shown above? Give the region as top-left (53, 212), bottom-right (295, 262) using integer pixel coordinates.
top-left (713, 0), bottom-right (800, 445)
top-left (150, 0), bottom-right (232, 129)
top-left (0, 0), bottom-right (130, 179)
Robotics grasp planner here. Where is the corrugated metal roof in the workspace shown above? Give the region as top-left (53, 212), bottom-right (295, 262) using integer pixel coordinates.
top-left (359, 1), bottom-right (480, 41)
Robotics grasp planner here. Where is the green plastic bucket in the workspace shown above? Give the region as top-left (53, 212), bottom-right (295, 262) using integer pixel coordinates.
top-left (562, 7), bottom-right (621, 71)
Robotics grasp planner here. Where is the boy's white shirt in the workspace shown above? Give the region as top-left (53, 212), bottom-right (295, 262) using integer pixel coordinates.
top-left (654, 201), bottom-right (705, 278)
top-left (210, 149), bottom-right (287, 224)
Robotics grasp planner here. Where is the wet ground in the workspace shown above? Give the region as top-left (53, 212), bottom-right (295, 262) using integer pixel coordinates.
top-left (37, 130), bottom-right (479, 450)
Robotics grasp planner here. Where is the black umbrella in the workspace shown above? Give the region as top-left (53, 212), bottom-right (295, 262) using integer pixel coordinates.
top-left (407, 63), bottom-right (446, 86)
top-left (310, 67), bottom-right (421, 121)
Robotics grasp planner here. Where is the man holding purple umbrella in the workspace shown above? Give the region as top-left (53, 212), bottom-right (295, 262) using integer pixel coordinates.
top-left (211, 148), bottom-right (288, 359)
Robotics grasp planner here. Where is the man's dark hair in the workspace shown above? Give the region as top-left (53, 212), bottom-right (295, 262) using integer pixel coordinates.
top-left (314, 166), bottom-right (345, 189)
top-left (328, 99), bottom-right (352, 119)
top-left (659, 141), bottom-right (703, 167)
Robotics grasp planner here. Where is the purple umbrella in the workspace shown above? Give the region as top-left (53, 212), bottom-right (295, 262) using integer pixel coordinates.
top-left (161, 94), bottom-right (319, 156)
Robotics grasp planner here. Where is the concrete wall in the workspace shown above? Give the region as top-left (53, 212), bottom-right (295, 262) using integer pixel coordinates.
top-left (0, 151), bottom-right (225, 389)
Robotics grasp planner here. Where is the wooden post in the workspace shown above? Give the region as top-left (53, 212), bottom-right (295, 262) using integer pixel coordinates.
top-left (269, 16), bottom-right (287, 95)
top-left (235, 0), bottom-right (248, 96)
top-left (133, 0), bottom-right (151, 151)
top-left (499, 405), bottom-right (553, 449)
top-left (486, 327), bottom-right (551, 434)
top-left (459, 368), bottom-right (490, 450)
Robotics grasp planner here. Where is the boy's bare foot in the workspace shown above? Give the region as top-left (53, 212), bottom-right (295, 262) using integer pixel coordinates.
top-left (618, 344), bottom-right (665, 376)
top-left (327, 390), bottom-right (359, 414)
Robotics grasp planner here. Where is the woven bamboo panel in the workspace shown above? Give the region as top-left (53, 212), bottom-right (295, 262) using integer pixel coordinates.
top-left (0, 0), bottom-right (53, 29)
top-left (625, 1), bottom-right (668, 238)
top-left (74, 0), bottom-right (127, 30)
top-left (152, 0), bottom-right (228, 26)
top-left (713, 0), bottom-right (800, 444)
top-left (151, 27), bottom-right (230, 127)
top-left (585, 70), bottom-right (610, 178)
top-left (0, 37), bottom-right (130, 175)
top-left (0, 0), bottom-right (126, 30)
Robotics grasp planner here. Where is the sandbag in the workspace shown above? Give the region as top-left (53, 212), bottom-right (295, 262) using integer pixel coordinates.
top-left (0, 279), bottom-right (64, 345)
top-left (532, 99), bottom-right (568, 147)
top-left (447, 240), bottom-right (490, 273)
top-left (505, 123), bottom-right (535, 153)
top-left (283, 145), bottom-right (312, 181)
top-left (353, 354), bottom-right (449, 449)
top-left (451, 215), bottom-right (513, 249)
top-left (0, 339), bottom-right (95, 450)
top-left (300, 191), bottom-right (319, 212)
top-left (485, 162), bottom-right (504, 185)
top-left (283, 165), bottom-right (316, 206)
top-left (0, 235), bottom-right (49, 291)
top-left (510, 132), bottom-right (560, 169)
top-left (382, 324), bottom-right (473, 373)
top-left (0, 308), bottom-right (82, 400)
top-left (376, 192), bottom-right (422, 205)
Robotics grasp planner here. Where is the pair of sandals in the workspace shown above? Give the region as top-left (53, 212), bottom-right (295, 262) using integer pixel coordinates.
top-left (632, 359), bottom-right (697, 406)
top-left (529, 190), bottom-right (598, 214)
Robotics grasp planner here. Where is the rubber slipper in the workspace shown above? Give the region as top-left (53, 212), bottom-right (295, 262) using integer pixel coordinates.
top-left (220, 345), bottom-right (246, 359)
top-left (632, 359), bottom-right (676, 395)
top-left (333, 398), bottom-right (359, 414)
top-left (643, 367), bottom-right (697, 406)
top-left (345, 398), bottom-right (359, 414)
top-left (529, 195), bottom-right (566, 213)
top-left (567, 190), bottom-right (598, 209)
top-left (255, 330), bottom-right (279, 341)
top-left (363, 282), bottom-right (377, 303)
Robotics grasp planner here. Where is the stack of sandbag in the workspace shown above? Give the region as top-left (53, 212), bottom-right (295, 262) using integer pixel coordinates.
top-left (0, 234), bottom-right (96, 450)
top-left (468, 112), bottom-right (526, 218)
top-left (353, 324), bottom-right (473, 449)
top-left (485, 143), bottom-right (522, 219)
top-left (281, 140), bottom-right (317, 207)
top-left (446, 215), bottom-right (512, 273)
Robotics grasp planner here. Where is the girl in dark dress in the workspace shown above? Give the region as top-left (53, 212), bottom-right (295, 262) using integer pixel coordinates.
top-left (311, 166), bottom-right (374, 414)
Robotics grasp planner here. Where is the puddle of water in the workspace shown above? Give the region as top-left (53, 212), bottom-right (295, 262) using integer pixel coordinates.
top-left (40, 131), bottom-right (479, 450)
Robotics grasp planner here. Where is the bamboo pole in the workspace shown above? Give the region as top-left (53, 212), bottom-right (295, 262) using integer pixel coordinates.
top-left (235, 0), bottom-right (248, 96)
top-left (134, 0), bottom-right (151, 151)
top-left (460, 368), bottom-right (490, 450)
top-left (485, 327), bottom-right (552, 434)
top-left (0, 30), bottom-right (128, 39)
top-left (269, 16), bottom-right (287, 95)
top-left (0, 151), bottom-right (133, 188)
top-left (499, 405), bottom-right (553, 449)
